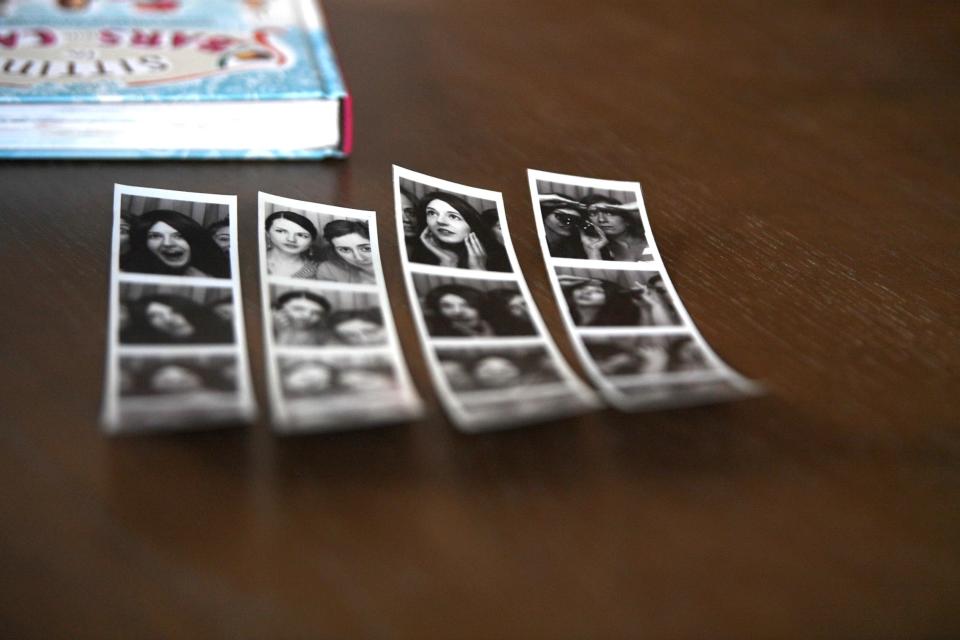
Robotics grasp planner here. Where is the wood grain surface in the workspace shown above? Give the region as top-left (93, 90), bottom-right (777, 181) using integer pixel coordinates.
top-left (1, 1), bottom-right (958, 637)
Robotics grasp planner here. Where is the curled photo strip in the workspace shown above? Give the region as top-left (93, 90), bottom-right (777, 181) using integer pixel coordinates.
top-left (528, 169), bottom-right (763, 411)
top-left (101, 184), bottom-right (257, 433)
top-left (394, 166), bottom-right (600, 432)
top-left (258, 192), bottom-right (423, 433)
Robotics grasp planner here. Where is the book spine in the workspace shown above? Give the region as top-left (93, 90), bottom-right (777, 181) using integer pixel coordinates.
top-left (339, 94), bottom-right (353, 156)
top-left (0, 148), bottom-right (349, 160)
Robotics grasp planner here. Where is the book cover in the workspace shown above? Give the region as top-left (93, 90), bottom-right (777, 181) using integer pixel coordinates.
top-left (0, 0), bottom-right (350, 159)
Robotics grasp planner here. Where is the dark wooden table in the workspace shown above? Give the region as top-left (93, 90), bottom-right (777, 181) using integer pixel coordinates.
top-left (2, 1), bottom-right (958, 637)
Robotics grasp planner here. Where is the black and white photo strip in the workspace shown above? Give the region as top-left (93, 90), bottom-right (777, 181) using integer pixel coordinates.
top-left (258, 192), bottom-right (422, 433)
top-left (528, 169), bottom-right (762, 411)
top-left (394, 166), bottom-right (599, 432)
top-left (101, 185), bottom-right (256, 433)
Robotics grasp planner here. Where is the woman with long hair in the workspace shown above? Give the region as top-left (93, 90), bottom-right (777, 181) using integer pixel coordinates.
top-left (484, 288), bottom-right (537, 336)
top-left (424, 284), bottom-right (496, 337)
top-left (272, 290), bottom-right (331, 346)
top-left (124, 293), bottom-right (234, 344)
top-left (122, 209), bottom-right (230, 278)
top-left (580, 194), bottom-right (653, 263)
top-left (559, 275), bottom-right (679, 327)
top-left (411, 191), bottom-right (510, 272)
top-left (264, 210), bottom-right (321, 278)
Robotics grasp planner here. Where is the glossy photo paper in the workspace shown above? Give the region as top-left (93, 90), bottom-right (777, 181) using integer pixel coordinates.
top-left (101, 184), bottom-right (256, 433)
top-left (394, 166), bottom-right (598, 432)
top-left (528, 169), bottom-right (762, 411)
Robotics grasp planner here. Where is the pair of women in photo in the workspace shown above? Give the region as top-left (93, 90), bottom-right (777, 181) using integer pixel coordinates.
top-left (280, 359), bottom-right (396, 398)
top-left (120, 207), bottom-right (377, 287)
top-left (120, 293), bottom-right (234, 345)
top-left (271, 290), bottom-right (386, 347)
top-left (423, 284), bottom-right (535, 338)
top-left (119, 358), bottom-right (237, 396)
top-left (539, 192), bottom-right (653, 263)
top-left (560, 273), bottom-right (680, 328)
top-left (587, 336), bottom-right (708, 377)
top-left (264, 211), bottom-right (376, 284)
top-left (400, 187), bottom-right (510, 273)
top-left (440, 351), bottom-right (561, 392)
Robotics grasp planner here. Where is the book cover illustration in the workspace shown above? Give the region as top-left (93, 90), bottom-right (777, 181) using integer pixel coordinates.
top-left (0, 0), bottom-right (350, 158)
top-left (0, 0), bottom-right (346, 102)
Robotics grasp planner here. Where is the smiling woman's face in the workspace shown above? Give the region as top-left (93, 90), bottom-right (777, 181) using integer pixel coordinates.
top-left (146, 221), bottom-right (191, 269)
top-left (269, 218), bottom-right (313, 256)
top-left (425, 199), bottom-right (471, 244)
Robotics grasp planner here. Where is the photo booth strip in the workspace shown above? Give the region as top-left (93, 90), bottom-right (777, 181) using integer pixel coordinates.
top-left (101, 184), bottom-right (257, 433)
top-left (258, 192), bottom-right (423, 433)
top-left (393, 165), bottom-right (600, 432)
top-left (528, 169), bottom-right (762, 411)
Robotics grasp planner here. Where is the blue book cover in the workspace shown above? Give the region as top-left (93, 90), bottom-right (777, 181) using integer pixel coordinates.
top-left (0, 0), bottom-right (351, 158)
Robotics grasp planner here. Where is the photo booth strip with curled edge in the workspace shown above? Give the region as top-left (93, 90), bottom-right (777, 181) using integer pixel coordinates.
top-left (528, 168), bottom-right (763, 412)
top-left (258, 191), bottom-right (423, 433)
top-left (101, 184), bottom-right (257, 433)
top-left (393, 165), bottom-right (600, 432)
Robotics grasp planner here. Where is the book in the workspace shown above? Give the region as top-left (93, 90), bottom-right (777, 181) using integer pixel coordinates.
top-left (0, 0), bottom-right (351, 159)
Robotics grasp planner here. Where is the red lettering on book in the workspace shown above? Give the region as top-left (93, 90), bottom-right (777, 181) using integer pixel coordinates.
top-left (100, 29), bottom-right (121, 46)
top-left (130, 30), bottom-right (162, 47)
top-left (34, 29), bottom-right (56, 46)
top-left (198, 36), bottom-right (236, 53)
top-left (171, 32), bottom-right (201, 48)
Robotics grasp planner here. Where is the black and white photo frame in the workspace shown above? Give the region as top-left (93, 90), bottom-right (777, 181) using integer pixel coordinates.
top-left (258, 192), bottom-right (423, 433)
top-left (529, 169), bottom-right (762, 411)
top-left (101, 184), bottom-right (257, 433)
top-left (394, 166), bottom-right (599, 431)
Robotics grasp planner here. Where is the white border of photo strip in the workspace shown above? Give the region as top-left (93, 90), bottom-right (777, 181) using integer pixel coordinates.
top-left (101, 184), bottom-right (257, 433)
top-left (527, 168), bottom-right (763, 411)
top-left (258, 192), bottom-right (423, 433)
top-left (393, 166), bottom-right (600, 432)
